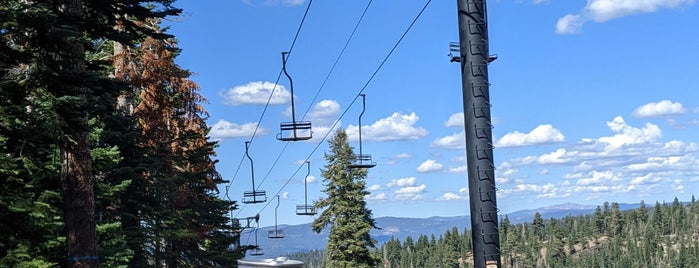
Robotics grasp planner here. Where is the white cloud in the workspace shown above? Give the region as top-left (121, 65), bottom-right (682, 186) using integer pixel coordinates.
top-left (281, 192), bottom-right (289, 199)
top-left (599, 116), bottom-right (661, 149)
top-left (497, 116), bottom-right (699, 202)
top-left (368, 184), bottom-right (383, 191)
top-left (496, 124), bottom-right (565, 148)
top-left (556, 0), bottom-right (694, 34)
top-left (673, 179), bottom-right (684, 192)
top-left (439, 192), bottom-right (463, 200)
top-left (538, 148), bottom-right (573, 164)
top-left (307, 99), bottom-right (341, 125)
top-left (431, 131), bottom-right (465, 150)
top-left (222, 81), bottom-right (290, 106)
top-left (366, 192), bottom-right (387, 200)
top-left (632, 100), bottom-right (686, 118)
top-left (444, 113), bottom-right (464, 127)
top-left (208, 120), bottom-right (262, 140)
top-left (394, 184), bottom-right (426, 200)
top-left (305, 175), bottom-right (317, 184)
top-left (387, 177), bottom-right (416, 187)
top-left (347, 112), bottom-right (428, 142)
top-left (575, 170), bottom-right (617, 186)
top-left (387, 153), bottom-right (412, 165)
top-left (500, 183), bottom-right (560, 198)
top-left (417, 159), bottom-right (444, 173)
top-left (556, 14), bottom-right (585, 34)
top-left (305, 123), bottom-right (341, 144)
top-left (447, 165), bottom-right (468, 173)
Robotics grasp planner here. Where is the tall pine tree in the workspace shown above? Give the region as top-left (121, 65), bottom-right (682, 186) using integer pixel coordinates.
top-left (312, 128), bottom-right (378, 268)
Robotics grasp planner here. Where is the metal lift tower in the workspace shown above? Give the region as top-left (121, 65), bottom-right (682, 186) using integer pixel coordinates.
top-left (456, 0), bottom-right (501, 267)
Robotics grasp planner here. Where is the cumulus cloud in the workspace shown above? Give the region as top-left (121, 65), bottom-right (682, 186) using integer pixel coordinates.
top-left (417, 159), bottom-right (444, 173)
top-left (599, 116), bottom-right (661, 149)
top-left (496, 124), bottom-right (565, 148)
top-left (394, 184), bottom-right (426, 200)
top-left (222, 81), bottom-right (290, 106)
top-left (387, 153), bottom-right (412, 165)
top-left (497, 115), bottom-right (699, 202)
top-left (556, 0), bottom-right (694, 34)
top-left (447, 165), bottom-right (468, 173)
top-left (500, 183), bottom-right (561, 198)
top-left (368, 184), bottom-right (383, 191)
top-left (387, 177), bottom-right (417, 188)
top-left (307, 99), bottom-right (341, 125)
top-left (431, 131), bottom-right (465, 150)
top-left (444, 113), bottom-right (464, 127)
top-left (347, 112), bottom-right (428, 142)
top-left (633, 100), bottom-right (686, 118)
top-left (304, 175), bottom-right (317, 184)
top-left (208, 120), bottom-right (261, 140)
top-left (439, 192), bottom-right (463, 200)
top-left (556, 14), bottom-right (585, 34)
top-left (366, 192), bottom-right (387, 200)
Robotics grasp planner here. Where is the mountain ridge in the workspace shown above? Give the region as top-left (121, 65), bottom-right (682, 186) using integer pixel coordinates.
top-left (250, 202), bottom-right (640, 257)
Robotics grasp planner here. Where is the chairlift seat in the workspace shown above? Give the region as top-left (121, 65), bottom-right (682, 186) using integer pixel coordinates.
top-left (277, 121), bottom-right (312, 141)
top-left (295, 205), bottom-right (316, 216)
top-left (348, 154), bottom-right (376, 169)
top-left (242, 190), bottom-right (267, 204)
top-left (268, 229), bottom-right (284, 239)
top-left (249, 248), bottom-right (264, 256)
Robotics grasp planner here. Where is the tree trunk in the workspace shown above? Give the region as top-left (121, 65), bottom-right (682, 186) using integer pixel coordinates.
top-left (59, 0), bottom-right (99, 266)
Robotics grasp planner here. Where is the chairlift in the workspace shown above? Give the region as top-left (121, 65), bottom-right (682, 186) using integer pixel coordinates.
top-left (242, 141), bottom-right (266, 204)
top-left (232, 214), bottom-right (260, 233)
top-left (296, 161), bottom-right (316, 216)
top-left (268, 195), bottom-right (285, 239)
top-left (348, 94), bottom-right (376, 169)
top-left (248, 226), bottom-right (264, 256)
top-left (277, 51), bottom-right (312, 141)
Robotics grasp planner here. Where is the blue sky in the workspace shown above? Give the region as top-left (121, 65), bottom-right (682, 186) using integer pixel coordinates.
top-left (167, 0), bottom-right (699, 227)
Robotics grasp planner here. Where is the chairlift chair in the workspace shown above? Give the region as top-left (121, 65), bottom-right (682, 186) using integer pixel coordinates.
top-left (241, 141), bottom-right (266, 204)
top-left (268, 195), bottom-right (285, 239)
top-left (277, 52), bottom-right (312, 141)
top-left (247, 223), bottom-right (264, 256)
top-left (348, 94), bottom-right (376, 169)
top-left (296, 161), bottom-right (316, 216)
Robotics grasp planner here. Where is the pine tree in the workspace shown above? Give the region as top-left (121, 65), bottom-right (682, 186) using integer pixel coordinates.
top-left (111, 22), bottom-right (238, 266)
top-left (312, 129), bottom-right (378, 268)
top-left (532, 212), bottom-right (545, 241)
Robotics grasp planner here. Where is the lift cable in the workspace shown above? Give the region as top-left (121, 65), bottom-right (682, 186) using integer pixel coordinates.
top-left (226, 0), bottom-right (314, 217)
top-left (253, 0), bottom-right (373, 192)
top-left (300, 0), bottom-right (374, 120)
top-left (251, 0), bottom-right (433, 217)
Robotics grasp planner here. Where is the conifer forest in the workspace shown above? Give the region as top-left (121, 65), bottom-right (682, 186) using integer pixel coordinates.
top-left (292, 199), bottom-right (699, 268)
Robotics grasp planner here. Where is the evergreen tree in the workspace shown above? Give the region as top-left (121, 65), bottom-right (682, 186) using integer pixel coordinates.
top-left (312, 129), bottom-right (378, 268)
top-left (532, 212), bottom-right (544, 241)
top-left (111, 23), bottom-right (237, 266)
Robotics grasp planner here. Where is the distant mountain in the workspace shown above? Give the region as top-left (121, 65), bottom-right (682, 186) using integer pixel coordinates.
top-left (250, 202), bottom-right (640, 257)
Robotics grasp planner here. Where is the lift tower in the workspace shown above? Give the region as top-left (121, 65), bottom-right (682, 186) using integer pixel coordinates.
top-left (455, 0), bottom-right (501, 267)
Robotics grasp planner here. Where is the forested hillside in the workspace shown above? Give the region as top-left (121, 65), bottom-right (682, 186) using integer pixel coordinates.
top-left (291, 198), bottom-right (699, 268)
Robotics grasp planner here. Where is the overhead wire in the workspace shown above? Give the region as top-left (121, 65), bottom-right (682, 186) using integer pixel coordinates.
top-left (253, 0), bottom-right (434, 217)
top-left (255, 0), bottom-right (374, 192)
top-left (235, 0), bottom-right (374, 218)
top-left (226, 0), bottom-right (315, 218)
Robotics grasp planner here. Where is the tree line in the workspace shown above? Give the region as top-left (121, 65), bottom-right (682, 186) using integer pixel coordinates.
top-left (1, 1), bottom-right (239, 267)
top-left (291, 197), bottom-right (699, 268)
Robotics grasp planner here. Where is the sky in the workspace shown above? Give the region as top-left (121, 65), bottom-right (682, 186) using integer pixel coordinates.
top-left (166, 0), bottom-right (699, 227)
